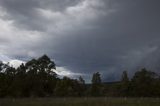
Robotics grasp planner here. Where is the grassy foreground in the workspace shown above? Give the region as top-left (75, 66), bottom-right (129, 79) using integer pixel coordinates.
top-left (0, 97), bottom-right (160, 106)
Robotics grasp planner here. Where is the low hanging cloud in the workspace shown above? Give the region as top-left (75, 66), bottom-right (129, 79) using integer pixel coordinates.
top-left (0, 0), bottom-right (160, 81)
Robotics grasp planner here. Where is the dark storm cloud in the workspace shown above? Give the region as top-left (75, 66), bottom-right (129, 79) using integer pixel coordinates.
top-left (48, 0), bottom-right (160, 81)
top-left (0, 0), bottom-right (82, 30)
top-left (0, 0), bottom-right (160, 81)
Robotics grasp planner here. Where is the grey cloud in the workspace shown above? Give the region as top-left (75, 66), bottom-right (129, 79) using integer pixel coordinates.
top-left (0, 0), bottom-right (83, 31)
top-left (0, 0), bottom-right (160, 81)
top-left (47, 0), bottom-right (160, 80)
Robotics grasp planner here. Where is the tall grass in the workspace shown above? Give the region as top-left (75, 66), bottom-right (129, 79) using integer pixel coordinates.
top-left (0, 97), bottom-right (160, 106)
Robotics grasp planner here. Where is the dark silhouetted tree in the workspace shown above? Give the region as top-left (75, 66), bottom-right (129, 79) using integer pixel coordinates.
top-left (78, 76), bottom-right (86, 96)
top-left (91, 72), bottom-right (102, 96)
top-left (120, 71), bottom-right (130, 96)
top-left (131, 68), bottom-right (157, 97)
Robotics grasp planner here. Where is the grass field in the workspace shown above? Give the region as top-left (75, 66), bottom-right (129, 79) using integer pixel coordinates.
top-left (0, 97), bottom-right (160, 106)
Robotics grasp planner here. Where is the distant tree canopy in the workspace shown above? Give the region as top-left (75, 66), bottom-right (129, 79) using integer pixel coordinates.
top-left (0, 55), bottom-right (160, 98)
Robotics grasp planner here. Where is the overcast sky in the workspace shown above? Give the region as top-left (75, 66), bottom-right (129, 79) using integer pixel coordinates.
top-left (0, 0), bottom-right (160, 82)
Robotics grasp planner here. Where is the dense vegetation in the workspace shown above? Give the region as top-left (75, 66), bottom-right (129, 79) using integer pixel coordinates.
top-left (0, 55), bottom-right (160, 98)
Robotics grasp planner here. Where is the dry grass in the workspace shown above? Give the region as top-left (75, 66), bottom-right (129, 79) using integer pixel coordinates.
top-left (0, 97), bottom-right (160, 106)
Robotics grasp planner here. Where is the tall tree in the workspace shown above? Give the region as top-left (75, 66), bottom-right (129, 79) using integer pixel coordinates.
top-left (0, 62), bottom-right (8, 97)
top-left (131, 68), bottom-right (157, 97)
top-left (91, 72), bottom-right (102, 96)
top-left (24, 55), bottom-right (57, 97)
top-left (120, 71), bottom-right (130, 96)
top-left (78, 76), bottom-right (86, 96)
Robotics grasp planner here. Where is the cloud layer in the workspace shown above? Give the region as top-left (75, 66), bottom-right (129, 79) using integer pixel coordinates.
top-left (0, 0), bottom-right (160, 81)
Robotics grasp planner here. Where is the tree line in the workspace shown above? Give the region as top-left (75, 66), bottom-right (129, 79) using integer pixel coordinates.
top-left (0, 55), bottom-right (160, 98)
